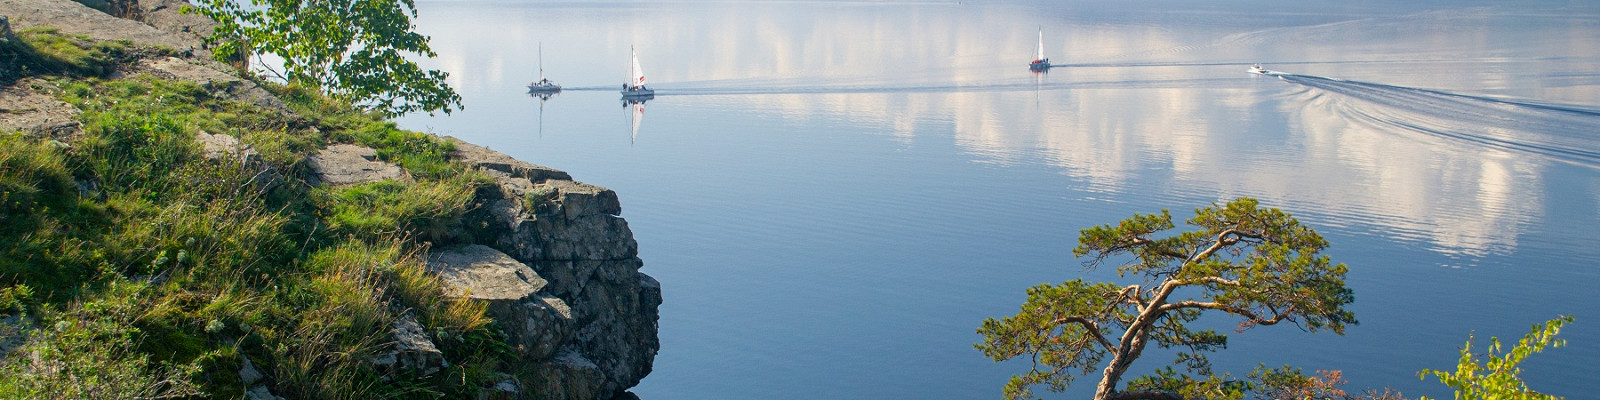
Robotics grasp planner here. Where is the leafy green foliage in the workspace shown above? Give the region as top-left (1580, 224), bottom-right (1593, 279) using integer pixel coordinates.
top-left (189, 0), bottom-right (463, 116)
top-left (1419, 316), bottom-right (1572, 400)
top-left (977, 198), bottom-right (1357, 400)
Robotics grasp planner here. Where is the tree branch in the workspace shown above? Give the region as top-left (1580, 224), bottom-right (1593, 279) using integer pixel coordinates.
top-left (1131, 237), bottom-right (1189, 261)
top-left (1157, 301), bottom-right (1294, 327)
top-left (1171, 276), bottom-right (1242, 288)
top-left (1049, 317), bottom-right (1118, 353)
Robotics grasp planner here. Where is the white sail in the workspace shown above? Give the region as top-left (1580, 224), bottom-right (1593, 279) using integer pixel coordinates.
top-left (1035, 27), bottom-right (1045, 61)
top-left (630, 47), bottom-right (646, 88)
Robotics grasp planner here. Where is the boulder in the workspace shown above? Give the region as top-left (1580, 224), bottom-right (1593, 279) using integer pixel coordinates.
top-left (425, 245), bottom-right (573, 360)
top-left (306, 144), bottom-right (411, 187)
top-left (370, 313), bottom-right (446, 376)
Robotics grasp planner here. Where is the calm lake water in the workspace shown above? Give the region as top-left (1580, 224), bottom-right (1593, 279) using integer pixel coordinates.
top-left (397, 1), bottom-right (1600, 398)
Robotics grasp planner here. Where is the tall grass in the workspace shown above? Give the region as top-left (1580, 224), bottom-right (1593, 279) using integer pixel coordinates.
top-left (1, 67), bottom-right (513, 398)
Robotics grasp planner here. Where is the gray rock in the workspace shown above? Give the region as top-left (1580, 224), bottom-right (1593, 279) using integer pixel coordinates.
top-left (425, 245), bottom-right (573, 360)
top-left (446, 137), bottom-right (572, 183)
top-left (427, 244), bottom-right (546, 299)
top-left (194, 129), bottom-right (279, 193)
top-left (129, 0), bottom-right (215, 49)
top-left (543, 179), bottom-right (622, 219)
top-left (565, 269), bottom-right (659, 395)
top-left (245, 385), bottom-right (283, 400)
top-left (531, 214), bottom-right (638, 262)
top-left (134, 56), bottom-right (287, 112)
top-left (474, 375), bottom-right (521, 400)
top-left (0, 0), bottom-right (207, 57)
top-left (237, 356), bottom-right (263, 385)
top-left (459, 162), bottom-right (660, 398)
top-left (371, 313), bottom-right (446, 376)
top-left (522, 346), bottom-right (606, 400)
top-left (306, 144), bottom-right (411, 187)
top-left (0, 79), bottom-right (81, 139)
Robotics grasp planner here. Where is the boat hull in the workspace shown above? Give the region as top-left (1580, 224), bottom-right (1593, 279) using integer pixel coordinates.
top-left (1029, 59), bottom-right (1050, 71)
top-left (622, 89), bottom-right (655, 97)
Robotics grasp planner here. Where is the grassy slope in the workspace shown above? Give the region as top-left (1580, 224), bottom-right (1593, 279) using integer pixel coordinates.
top-left (1, 27), bottom-right (515, 399)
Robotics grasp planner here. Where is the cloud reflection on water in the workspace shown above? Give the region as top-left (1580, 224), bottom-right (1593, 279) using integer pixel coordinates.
top-left (410, 1), bottom-right (1600, 261)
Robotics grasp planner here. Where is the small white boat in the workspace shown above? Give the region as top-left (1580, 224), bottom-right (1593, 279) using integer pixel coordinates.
top-left (1029, 27), bottom-right (1050, 71)
top-left (1248, 64), bottom-right (1269, 75)
top-left (529, 44), bottom-right (562, 93)
top-left (622, 46), bottom-right (654, 98)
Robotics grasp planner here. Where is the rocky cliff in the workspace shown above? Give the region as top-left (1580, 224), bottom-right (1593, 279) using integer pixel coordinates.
top-left (434, 140), bottom-right (662, 399)
top-left (0, 0), bottom-right (660, 398)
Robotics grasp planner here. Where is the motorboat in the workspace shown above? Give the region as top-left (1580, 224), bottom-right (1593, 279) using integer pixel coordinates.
top-left (529, 44), bottom-right (562, 93)
top-left (622, 46), bottom-right (654, 97)
top-left (1029, 27), bottom-right (1050, 71)
top-left (1248, 64), bottom-right (1269, 75)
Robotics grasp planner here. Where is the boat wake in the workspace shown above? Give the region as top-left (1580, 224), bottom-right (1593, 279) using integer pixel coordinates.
top-left (1276, 73), bottom-right (1600, 168)
top-left (563, 76), bottom-right (1233, 96)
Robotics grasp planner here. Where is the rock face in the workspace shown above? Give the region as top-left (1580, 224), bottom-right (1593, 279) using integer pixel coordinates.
top-left (0, 79), bottom-right (80, 138)
top-left (0, 0), bottom-right (206, 57)
top-left (127, 0), bottom-right (216, 48)
top-left (448, 138), bottom-right (661, 399)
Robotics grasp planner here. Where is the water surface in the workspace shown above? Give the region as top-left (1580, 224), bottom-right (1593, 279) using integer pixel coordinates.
top-left (400, 1), bottom-right (1600, 398)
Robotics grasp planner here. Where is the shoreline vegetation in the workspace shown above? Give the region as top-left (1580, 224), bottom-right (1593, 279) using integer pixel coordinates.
top-left (2, 25), bottom-right (507, 398)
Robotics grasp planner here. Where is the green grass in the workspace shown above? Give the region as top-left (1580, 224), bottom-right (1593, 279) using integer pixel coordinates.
top-left (1, 27), bottom-right (145, 81)
top-left (1, 53), bottom-right (511, 398)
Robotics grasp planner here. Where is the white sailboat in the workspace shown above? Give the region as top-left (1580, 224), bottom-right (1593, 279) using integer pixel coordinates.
top-left (529, 43), bottom-right (562, 93)
top-left (622, 46), bottom-right (655, 98)
top-left (1029, 27), bottom-right (1050, 71)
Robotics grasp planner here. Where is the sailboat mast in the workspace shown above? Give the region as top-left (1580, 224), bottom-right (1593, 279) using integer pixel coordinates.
top-left (629, 46), bottom-right (636, 89)
top-left (538, 43), bottom-right (545, 80)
